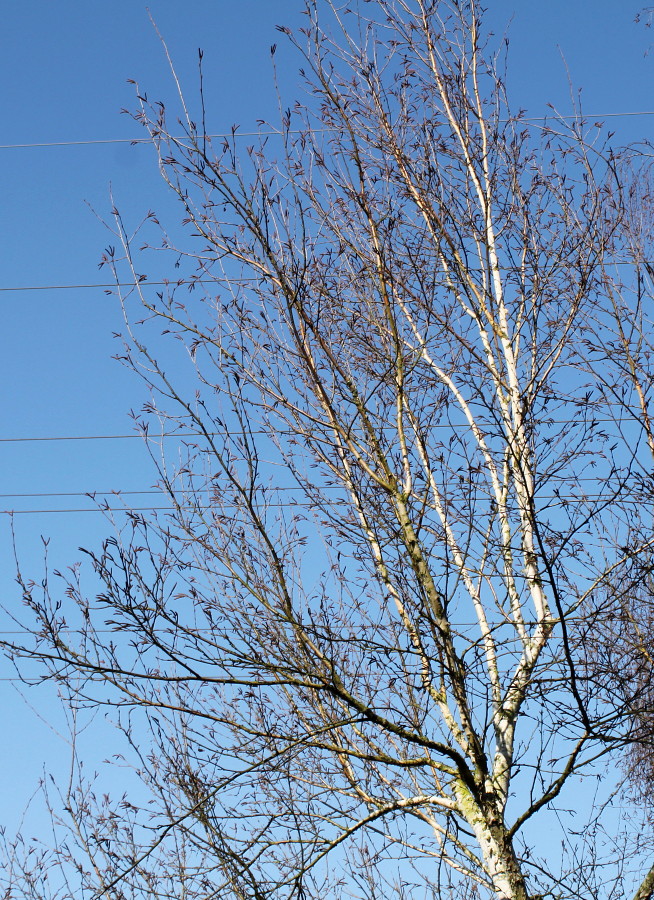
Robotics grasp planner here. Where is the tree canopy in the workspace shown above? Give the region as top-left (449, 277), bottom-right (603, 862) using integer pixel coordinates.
top-left (4, 3), bottom-right (654, 899)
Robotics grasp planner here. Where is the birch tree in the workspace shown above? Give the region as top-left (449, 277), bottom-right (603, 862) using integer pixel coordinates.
top-left (4, 2), bottom-right (654, 899)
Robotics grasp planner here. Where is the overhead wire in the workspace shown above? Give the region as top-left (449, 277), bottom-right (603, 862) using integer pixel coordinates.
top-left (0, 420), bottom-right (646, 512)
top-left (2, 109), bottom-right (654, 150)
top-left (0, 415), bottom-right (635, 444)
top-left (2, 104), bottom-right (654, 671)
top-left (1, 255), bottom-right (653, 295)
top-left (1, 493), bottom-right (650, 514)
top-left (0, 124), bottom-right (651, 522)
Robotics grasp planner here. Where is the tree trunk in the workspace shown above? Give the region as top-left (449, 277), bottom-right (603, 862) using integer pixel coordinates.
top-left (455, 781), bottom-right (529, 900)
top-left (634, 863), bottom-right (654, 900)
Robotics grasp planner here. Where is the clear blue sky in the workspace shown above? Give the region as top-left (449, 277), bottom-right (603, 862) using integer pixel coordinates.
top-left (0, 0), bottom-right (652, 843)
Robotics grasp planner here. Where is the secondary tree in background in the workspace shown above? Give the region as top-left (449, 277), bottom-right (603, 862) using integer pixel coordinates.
top-left (4, 2), bottom-right (654, 898)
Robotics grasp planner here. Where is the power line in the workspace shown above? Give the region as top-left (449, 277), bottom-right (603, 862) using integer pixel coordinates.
top-left (4, 507), bottom-right (184, 515)
top-left (0, 282), bottom-right (158, 293)
top-left (0, 472), bottom-right (627, 501)
top-left (0, 434), bottom-right (155, 443)
top-left (1, 497), bottom-right (649, 515)
top-left (0, 279), bottom-right (270, 293)
top-left (0, 625), bottom-right (578, 636)
top-left (0, 416), bottom-right (635, 444)
top-left (2, 255), bottom-right (653, 295)
top-left (0, 132), bottom-right (278, 150)
top-left (0, 491), bottom-right (164, 499)
top-left (2, 110), bottom-right (654, 151)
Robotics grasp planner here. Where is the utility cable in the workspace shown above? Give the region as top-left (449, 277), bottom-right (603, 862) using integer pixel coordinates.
top-left (0, 416), bottom-right (637, 443)
top-left (2, 110), bottom-right (654, 150)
